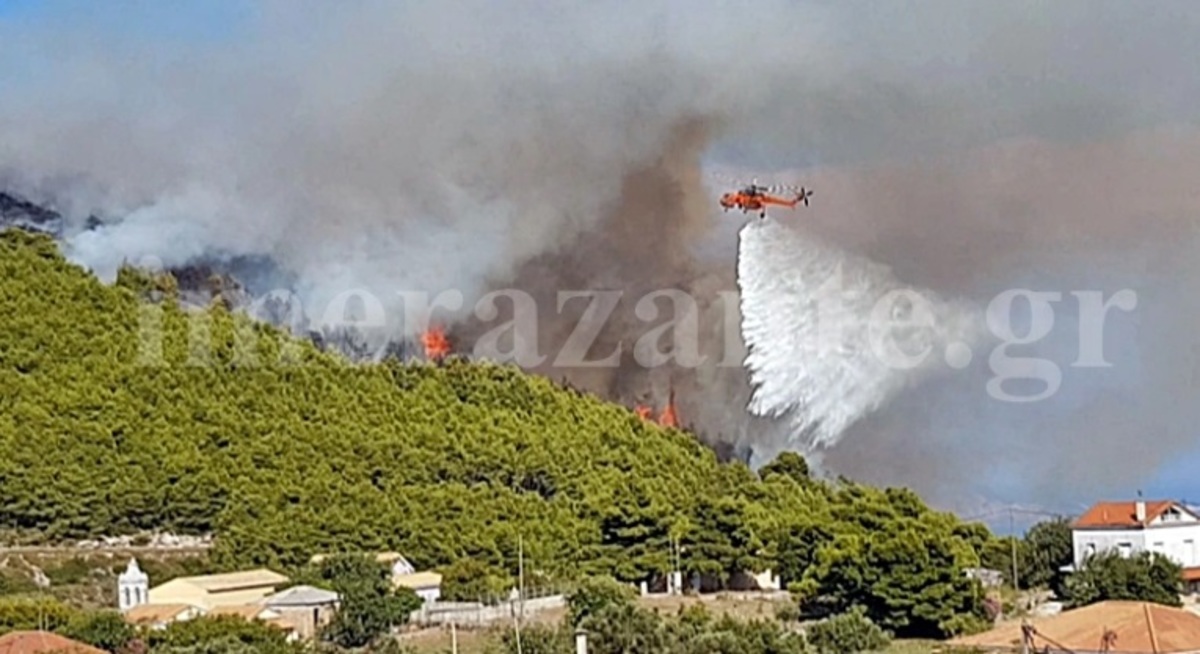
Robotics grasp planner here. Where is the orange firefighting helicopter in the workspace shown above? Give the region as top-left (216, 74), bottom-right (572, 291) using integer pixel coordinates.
top-left (717, 177), bottom-right (812, 219)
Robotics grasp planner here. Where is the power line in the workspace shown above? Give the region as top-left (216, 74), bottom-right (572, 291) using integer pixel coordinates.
top-left (1010, 508), bottom-right (1020, 595)
top-left (960, 506), bottom-right (1068, 524)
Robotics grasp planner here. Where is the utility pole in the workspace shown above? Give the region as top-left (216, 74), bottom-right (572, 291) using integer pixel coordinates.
top-left (669, 535), bottom-right (675, 594)
top-left (667, 532), bottom-right (676, 595)
top-left (1010, 507), bottom-right (1020, 597)
top-left (513, 535), bottom-right (524, 654)
top-left (669, 535), bottom-right (681, 595)
top-left (519, 534), bottom-right (526, 619)
top-left (675, 535), bottom-right (687, 595)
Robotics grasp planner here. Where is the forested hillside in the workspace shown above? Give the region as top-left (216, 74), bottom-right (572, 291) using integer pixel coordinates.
top-left (0, 228), bottom-right (994, 637)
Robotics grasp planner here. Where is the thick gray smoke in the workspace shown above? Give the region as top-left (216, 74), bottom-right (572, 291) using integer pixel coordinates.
top-left (0, 0), bottom-right (839, 314)
top-left (733, 128), bottom-right (1200, 510)
top-left (2, 0), bottom-right (1199, 512)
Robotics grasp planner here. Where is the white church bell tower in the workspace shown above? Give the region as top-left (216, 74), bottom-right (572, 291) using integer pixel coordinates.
top-left (118, 558), bottom-right (149, 610)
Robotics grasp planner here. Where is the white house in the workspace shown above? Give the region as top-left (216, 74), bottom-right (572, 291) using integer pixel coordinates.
top-left (309, 551), bottom-right (416, 578)
top-left (1068, 499), bottom-right (1200, 592)
top-left (393, 571), bottom-right (442, 604)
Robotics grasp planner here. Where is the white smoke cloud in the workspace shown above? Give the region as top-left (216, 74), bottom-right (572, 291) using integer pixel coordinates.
top-left (0, 0), bottom-right (847, 335)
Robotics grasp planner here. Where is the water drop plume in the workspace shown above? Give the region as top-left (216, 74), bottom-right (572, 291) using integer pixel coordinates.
top-left (737, 217), bottom-right (985, 452)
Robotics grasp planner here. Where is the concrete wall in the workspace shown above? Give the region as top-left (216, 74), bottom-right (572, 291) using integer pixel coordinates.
top-left (271, 605), bottom-right (336, 640)
top-left (1146, 527), bottom-right (1200, 567)
top-left (414, 587), bottom-right (440, 604)
top-left (1073, 524), bottom-right (1200, 569)
top-left (411, 594), bottom-right (566, 627)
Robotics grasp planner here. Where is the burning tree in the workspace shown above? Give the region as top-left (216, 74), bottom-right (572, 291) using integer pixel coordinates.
top-left (421, 326), bottom-right (451, 362)
top-left (658, 390), bottom-right (678, 428)
top-left (632, 390), bottom-right (680, 428)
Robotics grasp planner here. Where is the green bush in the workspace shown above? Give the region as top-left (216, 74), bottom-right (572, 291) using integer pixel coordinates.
top-left (62, 609), bottom-right (135, 652)
top-left (301, 554), bottom-right (424, 649)
top-left (806, 606), bottom-right (891, 654)
top-left (141, 614), bottom-right (304, 653)
top-left (1062, 550), bottom-right (1183, 607)
top-left (439, 559), bottom-right (513, 604)
top-left (565, 576), bottom-right (636, 627)
top-left (0, 571), bottom-right (39, 596)
top-left (43, 557), bottom-right (93, 586)
top-left (774, 602), bottom-right (801, 623)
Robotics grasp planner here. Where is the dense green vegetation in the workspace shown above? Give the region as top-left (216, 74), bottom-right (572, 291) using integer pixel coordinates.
top-left (805, 606), bottom-right (891, 654)
top-left (0, 229), bottom-right (1003, 638)
top-left (978, 516), bottom-right (1074, 596)
top-left (294, 554), bottom-right (424, 649)
top-left (0, 227), bottom-right (1190, 650)
top-left (1061, 550), bottom-right (1183, 608)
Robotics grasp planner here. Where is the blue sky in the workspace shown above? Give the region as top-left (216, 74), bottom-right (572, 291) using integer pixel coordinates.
top-left (0, 1), bottom-right (257, 129)
top-left (0, 0), bottom-right (252, 39)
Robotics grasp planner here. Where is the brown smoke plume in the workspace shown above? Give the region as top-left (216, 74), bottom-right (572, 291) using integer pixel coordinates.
top-left (450, 117), bottom-right (742, 421)
top-left (442, 115), bottom-right (795, 461)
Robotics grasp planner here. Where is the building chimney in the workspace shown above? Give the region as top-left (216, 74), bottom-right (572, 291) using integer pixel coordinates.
top-left (1136, 500), bottom-right (1146, 523)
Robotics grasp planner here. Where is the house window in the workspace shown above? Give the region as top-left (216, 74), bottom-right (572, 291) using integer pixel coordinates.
top-left (1085, 543), bottom-right (1097, 558)
top-left (1153, 541), bottom-right (1165, 553)
top-left (1118, 542), bottom-right (1132, 557)
top-left (1187, 539), bottom-right (1196, 566)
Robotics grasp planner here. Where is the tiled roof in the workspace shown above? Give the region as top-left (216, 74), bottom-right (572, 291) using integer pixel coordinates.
top-left (166, 569), bottom-right (288, 592)
top-left (0, 631), bottom-right (107, 654)
top-left (122, 603), bottom-right (199, 624)
top-left (263, 584), bottom-right (340, 607)
top-left (393, 571), bottom-right (442, 589)
top-left (950, 600), bottom-right (1200, 653)
top-left (1073, 501), bottom-right (1191, 528)
top-left (310, 552), bottom-right (411, 566)
top-left (208, 604), bottom-right (275, 620)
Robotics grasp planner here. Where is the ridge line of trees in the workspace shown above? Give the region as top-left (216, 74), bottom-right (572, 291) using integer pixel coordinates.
top-left (2, 227), bottom-right (1185, 651)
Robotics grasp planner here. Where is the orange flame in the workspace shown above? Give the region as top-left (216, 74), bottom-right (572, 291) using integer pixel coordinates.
top-left (422, 326), bottom-right (451, 361)
top-left (658, 391), bottom-right (678, 428)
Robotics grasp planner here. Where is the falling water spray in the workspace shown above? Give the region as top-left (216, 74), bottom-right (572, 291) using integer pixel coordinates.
top-left (736, 216), bottom-right (986, 453)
